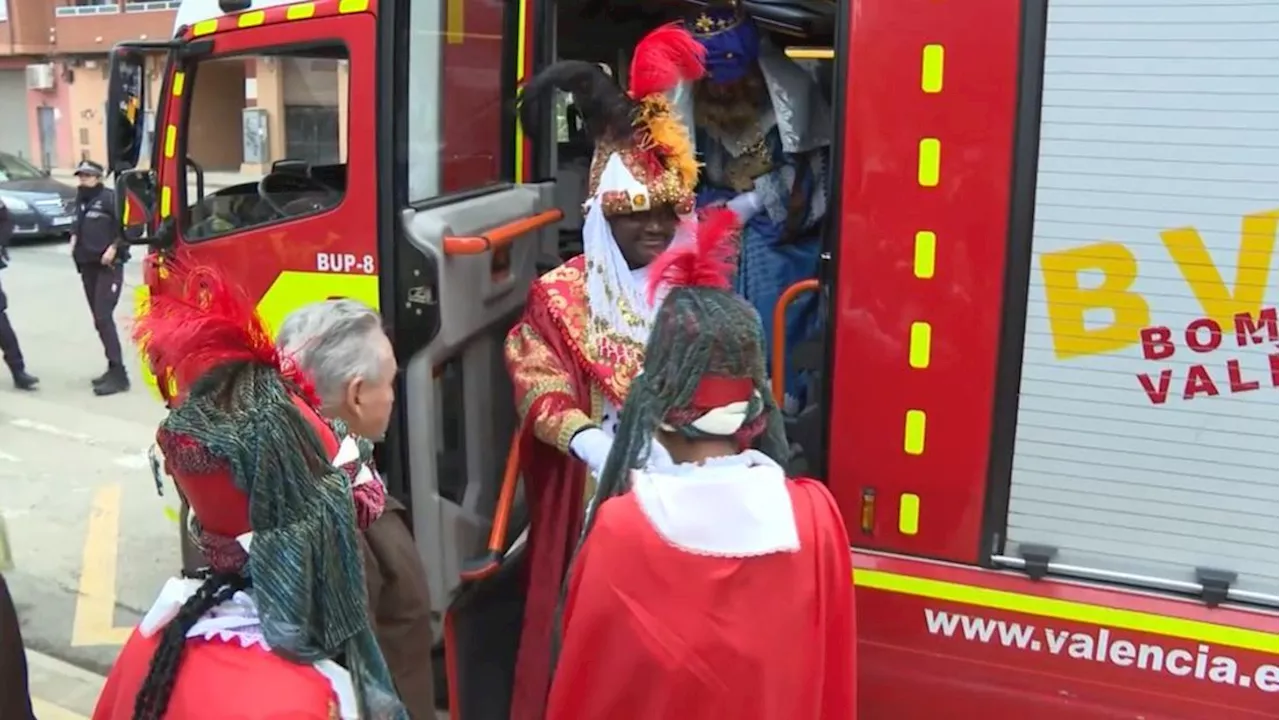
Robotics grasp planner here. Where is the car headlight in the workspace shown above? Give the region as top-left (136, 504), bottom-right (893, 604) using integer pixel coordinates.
top-left (0, 197), bottom-right (30, 211)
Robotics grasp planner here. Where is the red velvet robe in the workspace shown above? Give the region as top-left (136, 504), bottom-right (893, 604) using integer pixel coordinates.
top-left (93, 629), bottom-right (338, 719)
top-left (503, 255), bottom-right (645, 720)
top-left (546, 478), bottom-right (857, 720)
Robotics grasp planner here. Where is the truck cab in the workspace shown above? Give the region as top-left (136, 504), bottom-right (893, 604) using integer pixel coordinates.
top-left (106, 0), bottom-right (1279, 718)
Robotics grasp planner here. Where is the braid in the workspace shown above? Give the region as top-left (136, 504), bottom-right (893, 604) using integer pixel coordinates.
top-left (132, 570), bottom-right (250, 720)
top-left (552, 287), bottom-right (786, 667)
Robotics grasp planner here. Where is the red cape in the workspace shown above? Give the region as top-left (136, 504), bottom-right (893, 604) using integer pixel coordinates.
top-left (93, 629), bottom-right (337, 719)
top-left (508, 273), bottom-right (596, 720)
top-left (546, 478), bottom-right (857, 719)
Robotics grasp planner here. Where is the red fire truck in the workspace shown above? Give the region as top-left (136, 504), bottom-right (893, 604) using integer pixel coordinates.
top-left (105, 0), bottom-right (1279, 717)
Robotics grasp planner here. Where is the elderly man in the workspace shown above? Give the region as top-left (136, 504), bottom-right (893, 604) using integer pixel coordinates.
top-left (276, 299), bottom-right (435, 718)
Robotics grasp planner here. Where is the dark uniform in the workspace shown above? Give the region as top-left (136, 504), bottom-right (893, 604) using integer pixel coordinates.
top-left (0, 200), bottom-right (37, 391)
top-left (71, 160), bottom-right (129, 396)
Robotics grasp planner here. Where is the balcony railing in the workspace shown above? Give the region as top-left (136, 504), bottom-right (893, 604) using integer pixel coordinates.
top-left (124, 1), bottom-right (181, 11)
top-left (55, 3), bottom-right (120, 17)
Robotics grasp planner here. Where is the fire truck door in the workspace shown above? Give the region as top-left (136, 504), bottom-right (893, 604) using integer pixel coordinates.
top-left (398, 183), bottom-right (559, 615)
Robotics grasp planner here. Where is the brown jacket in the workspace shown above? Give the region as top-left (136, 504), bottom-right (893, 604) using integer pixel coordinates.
top-left (361, 497), bottom-right (436, 719)
top-left (0, 573), bottom-right (34, 720)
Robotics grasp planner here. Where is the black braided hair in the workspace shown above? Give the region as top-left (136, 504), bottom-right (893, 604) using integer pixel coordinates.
top-left (550, 286), bottom-right (788, 666)
top-left (132, 570), bottom-right (250, 720)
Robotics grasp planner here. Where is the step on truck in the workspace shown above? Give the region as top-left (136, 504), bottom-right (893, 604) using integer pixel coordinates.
top-left (105, 0), bottom-right (1279, 717)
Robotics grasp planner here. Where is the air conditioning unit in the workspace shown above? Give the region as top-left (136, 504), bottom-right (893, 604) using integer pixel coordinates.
top-left (25, 64), bottom-right (55, 91)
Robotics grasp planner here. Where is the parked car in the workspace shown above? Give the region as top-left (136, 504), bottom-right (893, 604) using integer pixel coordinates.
top-left (0, 153), bottom-right (76, 241)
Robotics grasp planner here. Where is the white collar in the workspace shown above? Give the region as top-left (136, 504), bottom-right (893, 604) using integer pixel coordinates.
top-left (630, 450), bottom-right (800, 557)
top-left (139, 577), bottom-right (358, 719)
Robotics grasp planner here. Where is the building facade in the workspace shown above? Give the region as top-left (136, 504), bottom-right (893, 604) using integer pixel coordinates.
top-left (0, 0), bottom-right (345, 174)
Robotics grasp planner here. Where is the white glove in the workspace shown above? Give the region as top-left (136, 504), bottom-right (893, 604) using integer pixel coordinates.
top-left (570, 427), bottom-right (613, 477)
top-left (725, 190), bottom-right (763, 222)
top-left (571, 428), bottom-right (676, 477)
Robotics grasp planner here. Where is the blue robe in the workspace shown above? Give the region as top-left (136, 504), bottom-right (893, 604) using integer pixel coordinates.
top-left (695, 120), bottom-right (827, 409)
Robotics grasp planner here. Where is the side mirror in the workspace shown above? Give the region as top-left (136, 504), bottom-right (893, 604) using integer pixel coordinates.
top-left (116, 168), bottom-right (157, 245)
top-left (106, 47), bottom-right (147, 175)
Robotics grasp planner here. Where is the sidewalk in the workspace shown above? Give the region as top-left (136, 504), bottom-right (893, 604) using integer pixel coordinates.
top-left (49, 168), bottom-right (250, 192)
top-left (25, 647), bottom-right (106, 719)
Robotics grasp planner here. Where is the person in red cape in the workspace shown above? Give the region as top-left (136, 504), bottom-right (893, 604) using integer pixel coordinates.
top-left (545, 207), bottom-right (858, 719)
top-left (503, 24), bottom-right (707, 720)
top-left (92, 263), bottom-right (406, 720)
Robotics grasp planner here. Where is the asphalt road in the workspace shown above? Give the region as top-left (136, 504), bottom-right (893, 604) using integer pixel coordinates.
top-left (1, 236), bottom-right (176, 681)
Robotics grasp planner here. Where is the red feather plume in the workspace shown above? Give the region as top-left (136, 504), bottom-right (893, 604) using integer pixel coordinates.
top-left (647, 207), bottom-right (741, 304)
top-left (133, 259), bottom-right (314, 403)
top-left (628, 22), bottom-right (706, 99)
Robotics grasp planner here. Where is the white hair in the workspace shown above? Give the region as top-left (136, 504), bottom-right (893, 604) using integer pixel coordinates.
top-left (276, 299), bottom-right (388, 412)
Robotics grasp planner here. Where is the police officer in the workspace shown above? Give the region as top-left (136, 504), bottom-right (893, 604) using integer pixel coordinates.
top-left (70, 160), bottom-right (129, 396)
top-left (0, 197), bottom-right (37, 391)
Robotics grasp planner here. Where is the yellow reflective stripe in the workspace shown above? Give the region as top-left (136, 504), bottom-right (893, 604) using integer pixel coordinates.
top-left (513, 0), bottom-right (530, 181)
top-left (913, 230), bottom-right (936, 279)
top-left (238, 10), bottom-right (266, 27)
top-left (855, 569), bottom-right (1279, 654)
top-left (134, 286), bottom-right (167, 400)
top-left (917, 138), bottom-right (940, 187)
top-left (171, 71), bottom-right (185, 97)
top-left (287, 3), bottom-right (316, 20)
top-left (898, 494), bottom-right (920, 536)
top-left (909, 321), bottom-right (932, 369)
top-left (160, 186), bottom-right (172, 219)
top-left (191, 19), bottom-right (218, 36)
top-left (338, 0), bottom-right (369, 13)
top-left (921, 44), bottom-right (944, 93)
top-left (903, 410), bottom-right (926, 455)
top-left (255, 271), bottom-right (380, 336)
top-left (446, 0), bottom-right (464, 43)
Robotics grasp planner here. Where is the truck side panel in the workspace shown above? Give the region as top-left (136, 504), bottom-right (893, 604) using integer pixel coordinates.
top-left (855, 553), bottom-right (1279, 718)
top-left (826, 0), bottom-right (1022, 562)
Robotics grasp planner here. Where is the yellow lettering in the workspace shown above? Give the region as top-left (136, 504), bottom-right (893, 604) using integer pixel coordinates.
top-left (1041, 241), bottom-right (1150, 359)
top-left (1160, 209), bottom-right (1279, 328)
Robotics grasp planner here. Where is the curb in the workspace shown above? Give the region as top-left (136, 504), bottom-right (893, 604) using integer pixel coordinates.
top-left (25, 647), bottom-right (106, 717)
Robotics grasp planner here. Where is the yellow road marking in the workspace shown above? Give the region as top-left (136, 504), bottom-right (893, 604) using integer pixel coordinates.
top-left (71, 484), bottom-right (132, 647)
top-left (32, 697), bottom-right (89, 720)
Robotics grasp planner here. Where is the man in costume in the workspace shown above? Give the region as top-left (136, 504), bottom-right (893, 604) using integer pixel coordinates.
top-left (92, 266), bottom-right (406, 720)
top-left (504, 24), bottom-right (706, 720)
top-left (678, 1), bottom-right (831, 412)
top-left (277, 299), bottom-right (436, 718)
top-left (546, 207), bottom-right (857, 719)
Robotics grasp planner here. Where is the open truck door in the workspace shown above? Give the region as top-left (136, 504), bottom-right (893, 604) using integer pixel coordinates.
top-left (105, 2), bottom-right (553, 715)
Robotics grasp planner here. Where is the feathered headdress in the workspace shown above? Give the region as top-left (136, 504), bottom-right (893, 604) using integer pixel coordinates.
top-left (133, 261), bottom-right (407, 720)
top-left (647, 206), bottom-right (741, 303)
top-left (519, 23), bottom-right (705, 216)
top-left (134, 261), bottom-right (316, 406)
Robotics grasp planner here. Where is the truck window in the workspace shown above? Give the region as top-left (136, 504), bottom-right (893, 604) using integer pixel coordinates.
top-left (407, 0), bottom-right (511, 201)
top-left (1002, 0), bottom-right (1279, 603)
top-left (179, 46), bottom-right (350, 242)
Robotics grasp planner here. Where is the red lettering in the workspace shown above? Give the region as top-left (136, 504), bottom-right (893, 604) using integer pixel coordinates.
top-left (1137, 370), bottom-right (1173, 404)
top-left (1234, 307), bottom-right (1279, 346)
top-left (1140, 326), bottom-right (1175, 360)
top-left (1184, 318), bottom-right (1222, 353)
top-left (1227, 359), bottom-right (1261, 393)
top-left (1271, 353), bottom-right (1278, 387)
top-left (1183, 364), bottom-right (1220, 399)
